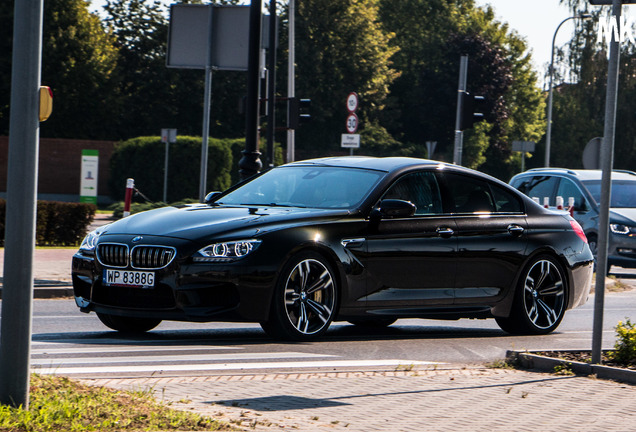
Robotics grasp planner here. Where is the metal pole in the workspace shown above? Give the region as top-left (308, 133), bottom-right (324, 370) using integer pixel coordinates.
top-left (163, 140), bottom-right (169, 203)
top-left (0, 0), bottom-right (43, 409)
top-left (199, 6), bottom-right (214, 202)
top-left (453, 55), bottom-right (468, 165)
top-left (266, 0), bottom-right (277, 168)
top-left (286, 0), bottom-right (296, 163)
top-left (592, 0), bottom-right (622, 365)
top-left (239, 0), bottom-right (263, 180)
top-left (545, 15), bottom-right (592, 168)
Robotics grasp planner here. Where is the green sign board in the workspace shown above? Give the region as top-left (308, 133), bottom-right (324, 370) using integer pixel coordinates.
top-left (80, 149), bottom-right (99, 205)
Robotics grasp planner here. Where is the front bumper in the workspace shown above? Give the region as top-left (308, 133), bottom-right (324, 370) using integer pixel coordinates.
top-left (72, 250), bottom-right (278, 323)
top-left (608, 233), bottom-right (636, 268)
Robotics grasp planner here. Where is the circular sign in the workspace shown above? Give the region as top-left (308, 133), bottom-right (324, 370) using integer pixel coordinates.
top-left (347, 92), bottom-right (359, 113)
top-left (346, 113), bottom-right (359, 133)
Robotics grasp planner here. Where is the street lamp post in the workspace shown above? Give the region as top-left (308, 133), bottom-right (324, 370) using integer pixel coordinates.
top-left (545, 14), bottom-right (592, 168)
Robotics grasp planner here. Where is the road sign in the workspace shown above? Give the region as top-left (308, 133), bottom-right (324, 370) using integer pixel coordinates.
top-left (582, 137), bottom-right (603, 169)
top-left (512, 141), bottom-right (536, 152)
top-left (80, 149), bottom-right (99, 205)
top-left (161, 128), bottom-right (177, 143)
top-left (346, 113), bottom-right (358, 133)
top-left (341, 134), bottom-right (360, 148)
top-left (347, 92), bottom-right (359, 112)
top-left (426, 141), bottom-right (437, 159)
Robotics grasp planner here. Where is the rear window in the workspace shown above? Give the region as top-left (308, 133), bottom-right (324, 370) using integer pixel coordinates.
top-left (445, 173), bottom-right (523, 214)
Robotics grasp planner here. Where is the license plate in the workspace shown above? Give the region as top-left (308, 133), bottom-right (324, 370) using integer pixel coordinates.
top-left (103, 269), bottom-right (155, 288)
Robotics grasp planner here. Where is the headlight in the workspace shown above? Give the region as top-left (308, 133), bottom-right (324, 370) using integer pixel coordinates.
top-left (193, 239), bottom-right (262, 262)
top-left (610, 224), bottom-right (634, 235)
top-left (79, 225), bottom-right (108, 254)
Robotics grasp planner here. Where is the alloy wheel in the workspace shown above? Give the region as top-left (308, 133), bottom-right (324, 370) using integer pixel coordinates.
top-left (283, 258), bottom-right (336, 336)
top-left (522, 259), bottom-right (565, 330)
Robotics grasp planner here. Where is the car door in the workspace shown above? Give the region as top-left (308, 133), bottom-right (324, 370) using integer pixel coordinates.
top-left (441, 172), bottom-right (528, 303)
top-left (363, 170), bottom-right (457, 307)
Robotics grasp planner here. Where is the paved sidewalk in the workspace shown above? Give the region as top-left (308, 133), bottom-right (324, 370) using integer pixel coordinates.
top-left (85, 366), bottom-right (636, 432)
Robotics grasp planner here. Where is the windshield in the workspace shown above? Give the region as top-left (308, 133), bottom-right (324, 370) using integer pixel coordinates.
top-left (217, 165), bottom-right (385, 209)
top-left (582, 179), bottom-right (636, 208)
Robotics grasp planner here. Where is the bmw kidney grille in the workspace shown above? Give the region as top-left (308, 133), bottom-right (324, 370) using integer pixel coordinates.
top-left (97, 243), bottom-right (176, 269)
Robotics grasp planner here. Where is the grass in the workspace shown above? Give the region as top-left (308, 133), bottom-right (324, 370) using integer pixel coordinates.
top-left (0, 374), bottom-right (232, 432)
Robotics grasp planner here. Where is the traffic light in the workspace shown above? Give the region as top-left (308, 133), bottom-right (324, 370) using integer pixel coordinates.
top-left (459, 91), bottom-right (485, 131)
top-left (287, 97), bottom-right (311, 129)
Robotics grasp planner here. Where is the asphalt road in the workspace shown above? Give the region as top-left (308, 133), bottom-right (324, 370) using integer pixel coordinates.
top-left (7, 286), bottom-right (634, 378)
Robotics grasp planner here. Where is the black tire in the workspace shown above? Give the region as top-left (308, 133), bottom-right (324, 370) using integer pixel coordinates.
top-left (260, 251), bottom-right (338, 341)
top-left (495, 255), bottom-right (567, 335)
top-left (97, 313), bottom-right (161, 333)
top-left (348, 318), bottom-right (397, 328)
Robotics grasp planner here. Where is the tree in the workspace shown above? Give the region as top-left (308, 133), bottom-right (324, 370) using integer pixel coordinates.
top-left (0, 0), bottom-right (119, 138)
top-left (537, 0), bottom-right (636, 171)
top-left (379, 0), bottom-right (546, 179)
top-left (292, 0), bottom-right (399, 157)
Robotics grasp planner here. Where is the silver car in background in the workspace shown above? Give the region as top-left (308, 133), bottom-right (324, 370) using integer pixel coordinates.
top-left (510, 168), bottom-right (636, 271)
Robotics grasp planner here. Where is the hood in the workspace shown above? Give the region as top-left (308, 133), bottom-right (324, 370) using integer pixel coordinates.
top-left (610, 208), bottom-right (636, 225)
top-left (100, 204), bottom-right (350, 240)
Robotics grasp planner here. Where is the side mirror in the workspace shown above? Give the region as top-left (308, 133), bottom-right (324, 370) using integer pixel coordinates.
top-left (204, 191), bottom-right (222, 205)
top-left (377, 199), bottom-right (417, 218)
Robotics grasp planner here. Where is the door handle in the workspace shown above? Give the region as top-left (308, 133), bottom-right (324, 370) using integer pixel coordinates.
top-left (507, 224), bottom-right (525, 236)
top-left (341, 238), bottom-right (365, 248)
top-left (436, 227), bottom-right (454, 238)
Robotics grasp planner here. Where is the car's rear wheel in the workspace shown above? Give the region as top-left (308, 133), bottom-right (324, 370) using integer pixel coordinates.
top-left (496, 255), bottom-right (566, 335)
top-left (261, 252), bottom-right (337, 341)
top-left (97, 313), bottom-right (161, 333)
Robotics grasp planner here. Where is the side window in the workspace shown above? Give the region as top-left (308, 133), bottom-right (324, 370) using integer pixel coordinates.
top-left (519, 175), bottom-right (558, 207)
top-left (490, 183), bottom-right (523, 213)
top-left (556, 178), bottom-right (587, 210)
top-left (444, 173), bottom-right (495, 213)
top-left (382, 171), bottom-right (443, 215)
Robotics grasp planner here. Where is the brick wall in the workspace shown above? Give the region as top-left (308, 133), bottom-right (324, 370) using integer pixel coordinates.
top-left (0, 136), bottom-right (117, 202)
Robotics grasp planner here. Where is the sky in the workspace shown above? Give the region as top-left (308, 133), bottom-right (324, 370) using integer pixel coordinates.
top-left (474, 0), bottom-right (574, 72)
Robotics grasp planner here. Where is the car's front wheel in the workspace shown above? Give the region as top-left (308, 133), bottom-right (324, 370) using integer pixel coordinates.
top-left (97, 313), bottom-right (161, 333)
top-left (261, 251), bottom-right (338, 341)
top-left (496, 255), bottom-right (567, 335)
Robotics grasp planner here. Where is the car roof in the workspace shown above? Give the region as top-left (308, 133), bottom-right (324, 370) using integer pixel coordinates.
top-left (515, 168), bottom-right (636, 182)
top-left (284, 156), bottom-right (440, 172)
top-left (284, 156), bottom-right (496, 176)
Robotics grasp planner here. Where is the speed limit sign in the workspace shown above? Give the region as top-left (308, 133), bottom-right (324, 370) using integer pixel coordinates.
top-left (346, 113), bottom-right (359, 133)
top-left (347, 92), bottom-right (359, 113)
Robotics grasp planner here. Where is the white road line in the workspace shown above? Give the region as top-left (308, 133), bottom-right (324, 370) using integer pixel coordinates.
top-left (31, 345), bottom-right (242, 355)
top-left (33, 359), bottom-right (443, 375)
top-left (31, 351), bottom-right (334, 366)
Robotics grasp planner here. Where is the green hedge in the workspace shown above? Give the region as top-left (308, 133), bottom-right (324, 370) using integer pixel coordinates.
top-left (108, 136), bottom-right (286, 203)
top-left (108, 136), bottom-right (237, 202)
top-left (0, 200), bottom-right (96, 246)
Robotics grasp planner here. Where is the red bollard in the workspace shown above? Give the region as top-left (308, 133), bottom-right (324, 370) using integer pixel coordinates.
top-left (123, 178), bottom-right (134, 217)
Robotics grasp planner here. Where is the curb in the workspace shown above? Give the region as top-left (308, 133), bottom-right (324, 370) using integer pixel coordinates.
top-left (0, 283), bottom-right (73, 300)
top-left (507, 349), bottom-right (636, 385)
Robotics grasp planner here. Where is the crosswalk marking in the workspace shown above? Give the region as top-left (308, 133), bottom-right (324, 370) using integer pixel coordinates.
top-left (31, 345), bottom-right (242, 355)
top-left (31, 351), bottom-right (334, 366)
top-left (30, 339), bottom-right (444, 376)
top-left (33, 359), bottom-right (440, 375)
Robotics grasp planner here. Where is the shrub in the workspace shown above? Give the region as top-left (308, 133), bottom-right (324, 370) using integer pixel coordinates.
top-left (108, 136), bottom-right (233, 202)
top-left (608, 318), bottom-right (636, 366)
top-left (0, 200), bottom-right (95, 246)
top-left (108, 199), bottom-right (198, 219)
